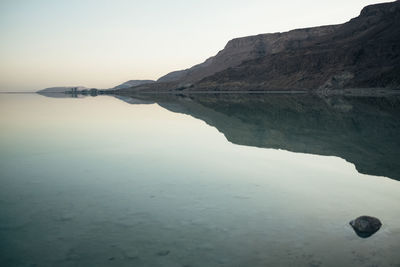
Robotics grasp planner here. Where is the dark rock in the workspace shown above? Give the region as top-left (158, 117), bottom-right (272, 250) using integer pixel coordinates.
top-left (156, 250), bottom-right (170, 256)
top-left (350, 216), bottom-right (382, 238)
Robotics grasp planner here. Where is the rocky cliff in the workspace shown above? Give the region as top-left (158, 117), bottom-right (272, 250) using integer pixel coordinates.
top-left (158, 25), bottom-right (339, 84)
top-left (122, 1), bottom-right (400, 92)
top-left (195, 1), bottom-right (400, 90)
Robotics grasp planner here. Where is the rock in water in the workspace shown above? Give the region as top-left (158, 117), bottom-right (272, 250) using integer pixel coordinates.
top-left (350, 216), bottom-right (382, 238)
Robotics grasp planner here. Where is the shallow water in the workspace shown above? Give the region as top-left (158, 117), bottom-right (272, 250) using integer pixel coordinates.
top-left (0, 93), bottom-right (400, 267)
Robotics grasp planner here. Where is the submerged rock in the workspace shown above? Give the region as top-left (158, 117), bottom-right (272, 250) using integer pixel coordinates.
top-left (350, 216), bottom-right (382, 238)
top-left (156, 250), bottom-right (170, 256)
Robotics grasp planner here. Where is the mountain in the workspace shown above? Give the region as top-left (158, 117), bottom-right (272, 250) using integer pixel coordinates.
top-left (112, 80), bottom-right (155, 90)
top-left (157, 25), bottom-right (339, 84)
top-left (115, 93), bottom-right (400, 181)
top-left (195, 1), bottom-right (400, 91)
top-left (120, 1), bottom-right (400, 92)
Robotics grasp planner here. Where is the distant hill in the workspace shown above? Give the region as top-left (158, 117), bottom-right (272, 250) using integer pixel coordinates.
top-left (38, 86), bottom-right (88, 93)
top-left (112, 80), bottom-right (155, 90)
top-left (122, 1), bottom-right (400, 92)
top-left (37, 80), bottom-right (156, 94)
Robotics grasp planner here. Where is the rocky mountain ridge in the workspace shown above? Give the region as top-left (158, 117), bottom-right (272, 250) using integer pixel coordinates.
top-left (36, 1), bottom-right (400, 94)
top-left (194, 0), bottom-right (400, 91)
top-left (158, 25), bottom-right (340, 84)
top-left (122, 1), bottom-right (400, 92)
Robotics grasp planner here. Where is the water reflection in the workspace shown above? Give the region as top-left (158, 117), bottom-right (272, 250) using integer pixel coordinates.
top-left (114, 93), bottom-right (400, 181)
top-left (2, 93), bottom-right (400, 266)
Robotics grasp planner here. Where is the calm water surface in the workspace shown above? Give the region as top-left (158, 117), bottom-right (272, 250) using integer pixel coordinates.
top-left (0, 93), bottom-right (399, 267)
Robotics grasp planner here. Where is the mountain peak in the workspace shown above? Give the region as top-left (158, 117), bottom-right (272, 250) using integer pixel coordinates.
top-left (360, 1), bottom-right (400, 17)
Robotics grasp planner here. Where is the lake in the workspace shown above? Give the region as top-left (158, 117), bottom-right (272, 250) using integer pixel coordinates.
top-left (1, 93), bottom-right (400, 267)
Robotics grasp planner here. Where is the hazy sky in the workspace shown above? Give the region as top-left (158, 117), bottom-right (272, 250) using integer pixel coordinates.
top-left (0, 0), bottom-right (390, 91)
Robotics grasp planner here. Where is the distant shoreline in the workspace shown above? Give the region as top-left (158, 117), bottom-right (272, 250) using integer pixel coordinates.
top-left (28, 87), bottom-right (400, 98)
top-left (0, 91), bottom-right (37, 94)
top-left (114, 88), bottom-right (400, 97)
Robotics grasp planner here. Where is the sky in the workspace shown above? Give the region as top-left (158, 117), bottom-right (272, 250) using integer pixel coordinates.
top-left (0, 0), bottom-right (391, 92)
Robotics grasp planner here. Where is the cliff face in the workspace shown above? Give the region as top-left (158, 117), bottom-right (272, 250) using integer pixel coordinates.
top-left (195, 1), bottom-right (400, 90)
top-left (127, 1), bottom-right (400, 92)
top-left (157, 25), bottom-right (339, 84)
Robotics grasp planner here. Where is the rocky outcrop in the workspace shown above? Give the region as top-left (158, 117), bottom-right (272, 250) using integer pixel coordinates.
top-left (350, 216), bottom-right (382, 238)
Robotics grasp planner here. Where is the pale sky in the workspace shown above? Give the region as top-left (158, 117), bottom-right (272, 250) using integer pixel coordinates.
top-left (0, 0), bottom-right (390, 91)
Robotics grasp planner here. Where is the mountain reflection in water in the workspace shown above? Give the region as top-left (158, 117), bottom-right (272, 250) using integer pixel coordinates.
top-left (114, 93), bottom-right (400, 181)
